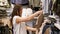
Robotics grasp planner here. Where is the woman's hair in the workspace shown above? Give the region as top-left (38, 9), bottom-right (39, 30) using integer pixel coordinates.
top-left (12, 5), bottom-right (22, 17)
top-left (10, 5), bottom-right (22, 25)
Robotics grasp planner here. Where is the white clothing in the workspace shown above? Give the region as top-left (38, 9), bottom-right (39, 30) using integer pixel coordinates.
top-left (13, 16), bottom-right (27, 34)
top-left (41, 0), bottom-right (49, 14)
top-left (22, 8), bottom-right (33, 27)
top-left (22, 8), bottom-right (33, 34)
top-left (26, 8), bottom-right (33, 34)
top-left (13, 8), bottom-right (33, 34)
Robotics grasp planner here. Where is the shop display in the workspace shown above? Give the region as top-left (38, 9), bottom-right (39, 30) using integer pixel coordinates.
top-left (0, 0), bottom-right (11, 8)
top-left (0, 0), bottom-right (11, 18)
top-left (0, 10), bottom-right (7, 18)
top-left (53, 0), bottom-right (60, 14)
top-left (29, 0), bottom-right (41, 7)
top-left (11, 0), bottom-right (29, 5)
top-left (0, 24), bottom-right (11, 34)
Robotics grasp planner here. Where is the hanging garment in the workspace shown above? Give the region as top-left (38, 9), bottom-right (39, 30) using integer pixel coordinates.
top-left (33, 0), bottom-right (40, 7)
top-left (48, 0), bottom-right (53, 15)
top-left (33, 13), bottom-right (44, 34)
top-left (42, 23), bottom-right (60, 34)
top-left (25, 8), bottom-right (33, 27)
top-left (48, 0), bottom-right (53, 11)
top-left (41, 15), bottom-right (60, 34)
top-left (0, 0), bottom-right (11, 8)
top-left (42, 23), bottom-right (52, 34)
top-left (22, 8), bottom-right (33, 27)
top-left (54, 15), bottom-right (60, 30)
top-left (51, 23), bottom-right (60, 34)
top-left (26, 8), bottom-right (33, 34)
top-left (11, 0), bottom-right (15, 4)
top-left (41, 0), bottom-right (49, 14)
top-left (29, 0), bottom-right (41, 7)
top-left (11, 0), bottom-right (29, 4)
top-left (22, 8), bottom-right (33, 34)
top-left (0, 25), bottom-right (11, 34)
top-left (34, 13), bottom-right (44, 29)
top-left (29, 0), bottom-right (33, 7)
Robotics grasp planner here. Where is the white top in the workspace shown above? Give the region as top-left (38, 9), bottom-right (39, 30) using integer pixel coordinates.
top-left (13, 16), bottom-right (27, 34)
top-left (13, 8), bottom-right (33, 34)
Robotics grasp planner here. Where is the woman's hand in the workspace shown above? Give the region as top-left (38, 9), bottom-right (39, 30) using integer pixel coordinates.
top-left (16, 10), bottom-right (43, 23)
top-left (37, 10), bottom-right (43, 15)
top-left (26, 26), bottom-right (37, 32)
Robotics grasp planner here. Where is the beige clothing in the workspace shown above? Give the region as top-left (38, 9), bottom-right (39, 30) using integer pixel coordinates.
top-left (29, 0), bottom-right (41, 7)
top-left (34, 13), bottom-right (44, 34)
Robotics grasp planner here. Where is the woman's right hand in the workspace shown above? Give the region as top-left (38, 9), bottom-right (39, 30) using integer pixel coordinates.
top-left (37, 10), bottom-right (43, 15)
top-left (33, 10), bottom-right (43, 16)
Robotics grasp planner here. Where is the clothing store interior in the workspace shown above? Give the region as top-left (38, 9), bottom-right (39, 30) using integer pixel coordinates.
top-left (0, 0), bottom-right (60, 34)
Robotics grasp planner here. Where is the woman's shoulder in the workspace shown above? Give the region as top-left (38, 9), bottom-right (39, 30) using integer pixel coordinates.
top-left (13, 16), bottom-right (20, 19)
top-left (13, 16), bottom-right (20, 24)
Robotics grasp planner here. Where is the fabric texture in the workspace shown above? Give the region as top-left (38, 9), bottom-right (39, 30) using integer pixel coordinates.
top-left (34, 13), bottom-right (44, 34)
top-left (41, 0), bottom-right (49, 13)
top-left (11, 0), bottom-right (28, 4)
top-left (29, 0), bottom-right (40, 7)
top-left (13, 16), bottom-right (27, 34)
top-left (22, 8), bottom-right (33, 34)
top-left (34, 13), bottom-right (44, 29)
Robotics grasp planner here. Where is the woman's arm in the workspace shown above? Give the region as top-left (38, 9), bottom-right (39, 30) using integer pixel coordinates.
top-left (16, 10), bottom-right (43, 23)
top-left (26, 26), bottom-right (37, 31)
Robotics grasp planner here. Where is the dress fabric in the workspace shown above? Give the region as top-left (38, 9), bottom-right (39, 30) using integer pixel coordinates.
top-left (13, 16), bottom-right (27, 34)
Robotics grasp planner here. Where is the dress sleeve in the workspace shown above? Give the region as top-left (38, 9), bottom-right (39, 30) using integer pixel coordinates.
top-left (12, 16), bottom-right (19, 25)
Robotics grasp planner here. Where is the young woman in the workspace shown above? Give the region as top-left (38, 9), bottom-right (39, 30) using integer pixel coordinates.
top-left (11, 5), bottom-right (43, 34)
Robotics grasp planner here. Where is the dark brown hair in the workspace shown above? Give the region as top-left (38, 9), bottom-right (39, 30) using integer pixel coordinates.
top-left (10, 5), bottom-right (22, 25)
